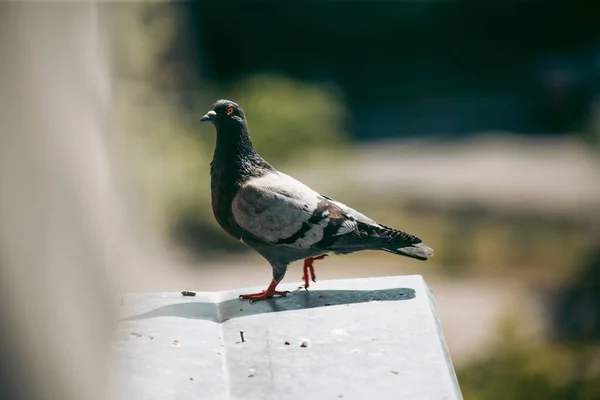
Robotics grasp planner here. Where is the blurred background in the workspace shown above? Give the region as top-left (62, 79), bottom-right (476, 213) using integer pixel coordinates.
top-left (2, 1), bottom-right (600, 399)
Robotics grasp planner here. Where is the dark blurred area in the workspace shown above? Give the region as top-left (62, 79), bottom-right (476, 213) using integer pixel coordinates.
top-left (552, 244), bottom-right (600, 344)
top-left (191, 0), bottom-right (599, 138)
top-left (1, 1), bottom-right (599, 399)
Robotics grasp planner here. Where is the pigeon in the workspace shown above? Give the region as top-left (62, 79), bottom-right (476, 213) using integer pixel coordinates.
top-left (200, 99), bottom-right (434, 302)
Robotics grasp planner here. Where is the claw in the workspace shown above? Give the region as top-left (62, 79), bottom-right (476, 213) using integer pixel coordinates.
top-left (239, 280), bottom-right (287, 303)
top-left (302, 255), bottom-right (327, 290)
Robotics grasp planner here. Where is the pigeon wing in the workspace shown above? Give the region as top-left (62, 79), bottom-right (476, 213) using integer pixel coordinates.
top-left (232, 171), bottom-right (427, 257)
top-left (231, 172), bottom-right (355, 249)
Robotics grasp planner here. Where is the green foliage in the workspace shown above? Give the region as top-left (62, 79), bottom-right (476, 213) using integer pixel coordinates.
top-left (105, 4), bottom-right (214, 247)
top-left (458, 318), bottom-right (600, 400)
top-left (582, 103), bottom-right (600, 153)
top-left (227, 74), bottom-right (350, 165)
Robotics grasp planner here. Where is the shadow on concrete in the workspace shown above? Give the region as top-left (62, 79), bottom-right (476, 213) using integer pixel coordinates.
top-left (120, 287), bottom-right (416, 324)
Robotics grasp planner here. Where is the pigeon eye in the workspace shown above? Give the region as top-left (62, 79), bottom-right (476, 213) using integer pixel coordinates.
top-left (226, 107), bottom-right (234, 115)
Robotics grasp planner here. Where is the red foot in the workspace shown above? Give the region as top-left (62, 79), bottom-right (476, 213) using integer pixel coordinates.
top-left (302, 255), bottom-right (327, 290)
top-left (239, 279), bottom-right (288, 303)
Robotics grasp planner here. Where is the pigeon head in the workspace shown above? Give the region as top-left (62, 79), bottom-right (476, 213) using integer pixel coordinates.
top-left (200, 99), bottom-right (247, 129)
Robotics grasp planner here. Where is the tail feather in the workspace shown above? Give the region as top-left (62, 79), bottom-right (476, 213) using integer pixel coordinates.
top-left (322, 221), bottom-right (433, 260)
top-left (382, 242), bottom-right (434, 261)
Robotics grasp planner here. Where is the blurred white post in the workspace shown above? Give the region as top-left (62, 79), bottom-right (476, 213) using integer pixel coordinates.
top-left (0, 2), bottom-right (126, 399)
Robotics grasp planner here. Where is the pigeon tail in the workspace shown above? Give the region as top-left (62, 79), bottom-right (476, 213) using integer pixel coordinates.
top-left (382, 242), bottom-right (434, 261)
top-left (324, 223), bottom-right (428, 256)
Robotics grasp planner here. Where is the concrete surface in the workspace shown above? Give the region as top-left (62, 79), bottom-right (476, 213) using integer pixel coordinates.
top-left (111, 275), bottom-right (462, 400)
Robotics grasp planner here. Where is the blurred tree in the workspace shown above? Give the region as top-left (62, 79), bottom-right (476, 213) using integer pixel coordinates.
top-left (227, 74), bottom-right (350, 165)
top-left (459, 317), bottom-right (600, 400)
top-left (105, 3), bottom-right (213, 251)
top-left (459, 245), bottom-right (600, 399)
top-left (582, 100), bottom-right (600, 151)
top-left (551, 245), bottom-right (600, 344)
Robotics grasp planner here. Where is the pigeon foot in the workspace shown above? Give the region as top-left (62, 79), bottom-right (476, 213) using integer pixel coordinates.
top-left (302, 255), bottom-right (327, 290)
top-left (239, 279), bottom-right (289, 303)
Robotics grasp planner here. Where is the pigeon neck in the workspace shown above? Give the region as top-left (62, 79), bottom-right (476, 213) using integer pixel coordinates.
top-left (213, 123), bottom-right (272, 178)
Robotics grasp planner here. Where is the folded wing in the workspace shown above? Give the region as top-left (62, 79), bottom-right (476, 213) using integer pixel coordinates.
top-left (232, 172), bottom-right (427, 257)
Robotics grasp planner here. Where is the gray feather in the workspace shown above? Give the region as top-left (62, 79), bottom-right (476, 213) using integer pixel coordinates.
top-left (232, 172), bottom-right (329, 249)
top-left (383, 243), bottom-right (434, 261)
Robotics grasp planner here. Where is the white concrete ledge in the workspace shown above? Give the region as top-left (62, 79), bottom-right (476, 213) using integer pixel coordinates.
top-left (111, 275), bottom-right (462, 400)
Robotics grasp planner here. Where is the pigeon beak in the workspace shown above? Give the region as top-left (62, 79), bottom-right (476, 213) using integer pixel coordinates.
top-left (200, 110), bottom-right (216, 122)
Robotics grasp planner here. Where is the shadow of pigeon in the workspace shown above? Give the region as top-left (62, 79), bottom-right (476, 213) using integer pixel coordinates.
top-left (120, 287), bottom-right (416, 324)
